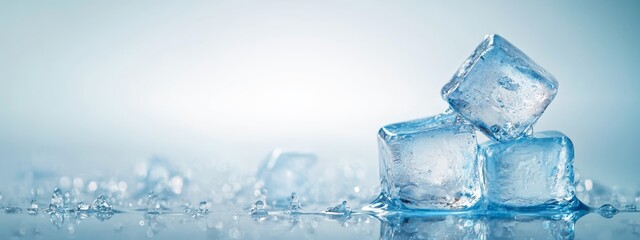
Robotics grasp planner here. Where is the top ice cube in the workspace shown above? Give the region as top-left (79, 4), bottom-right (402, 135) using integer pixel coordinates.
top-left (442, 34), bottom-right (558, 142)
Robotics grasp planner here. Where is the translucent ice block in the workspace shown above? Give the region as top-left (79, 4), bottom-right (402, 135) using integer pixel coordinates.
top-left (442, 34), bottom-right (558, 142)
top-left (256, 149), bottom-right (316, 204)
top-left (377, 110), bottom-right (482, 210)
top-left (482, 131), bottom-right (575, 208)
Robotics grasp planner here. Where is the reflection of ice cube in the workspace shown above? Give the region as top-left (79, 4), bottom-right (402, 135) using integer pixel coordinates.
top-left (257, 149), bottom-right (316, 204)
top-left (487, 217), bottom-right (575, 240)
top-left (377, 110), bottom-right (482, 210)
top-left (482, 131), bottom-right (575, 208)
top-left (380, 216), bottom-right (485, 239)
top-left (442, 34), bottom-right (558, 142)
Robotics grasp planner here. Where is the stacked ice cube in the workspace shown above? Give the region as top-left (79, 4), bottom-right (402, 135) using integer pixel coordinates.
top-left (377, 34), bottom-right (575, 211)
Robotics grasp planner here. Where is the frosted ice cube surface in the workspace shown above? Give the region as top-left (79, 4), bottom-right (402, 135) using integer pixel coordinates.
top-left (482, 131), bottom-right (575, 208)
top-left (377, 110), bottom-right (482, 210)
top-left (442, 34), bottom-right (558, 142)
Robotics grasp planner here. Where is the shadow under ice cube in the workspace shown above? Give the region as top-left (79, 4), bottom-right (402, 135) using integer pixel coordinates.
top-left (482, 131), bottom-right (575, 209)
top-left (442, 34), bottom-right (558, 142)
top-left (377, 110), bottom-right (482, 210)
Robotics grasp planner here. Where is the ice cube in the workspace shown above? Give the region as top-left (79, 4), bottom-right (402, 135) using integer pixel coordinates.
top-left (442, 34), bottom-right (558, 142)
top-left (257, 149), bottom-right (316, 205)
top-left (482, 131), bottom-right (575, 208)
top-left (377, 110), bottom-right (482, 210)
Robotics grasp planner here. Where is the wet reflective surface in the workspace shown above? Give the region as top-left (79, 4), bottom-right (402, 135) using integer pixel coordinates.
top-left (0, 154), bottom-right (639, 239)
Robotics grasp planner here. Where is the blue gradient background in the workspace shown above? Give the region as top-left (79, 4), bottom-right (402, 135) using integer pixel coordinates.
top-left (1, 1), bottom-right (639, 190)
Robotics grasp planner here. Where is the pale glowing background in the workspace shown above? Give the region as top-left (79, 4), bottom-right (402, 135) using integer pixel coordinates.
top-left (1, 1), bottom-right (639, 189)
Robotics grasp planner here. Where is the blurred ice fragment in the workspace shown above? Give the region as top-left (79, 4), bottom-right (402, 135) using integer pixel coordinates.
top-left (27, 200), bottom-right (38, 215)
top-left (256, 149), bottom-right (316, 206)
top-left (91, 195), bottom-right (113, 213)
top-left (77, 202), bottom-right (90, 211)
top-left (134, 157), bottom-right (189, 199)
top-left (3, 206), bottom-right (22, 214)
top-left (288, 192), bottom-right (301, 212)
top-left (326, 201), bottom-right (351, 215)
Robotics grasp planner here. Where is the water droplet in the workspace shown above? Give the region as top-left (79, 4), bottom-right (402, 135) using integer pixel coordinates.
top-left (3, 206), bottom-right (22, 214)
top-left (625, 204), bottom-right (637, 212)
top-left (27, 200), bottom-right (39, 215)
top-left (77, 202), bottom-right (90, 211)
top-left (191, 201), bottom-right (209, 219)
top-left (326, 200), bottom-right (351, 215)
top-left (597, 204), bottom-right (618, 218)
top-left (288, 192), bottom-right (301, 212)
top-left (250, 199), bottom-right (268, 216)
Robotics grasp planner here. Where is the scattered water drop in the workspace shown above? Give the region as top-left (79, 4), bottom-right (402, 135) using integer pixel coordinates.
top-left (625, 204), bottom-right (637, 212)
top-left (190, 201), bottom-right (209, 219)
top-left (326, 200), bottom-right (351, 215)
top-left (250, 199), bottom-right (268, 216)
top-left (3, 206), bottom-right (23, 214)
top-left (77, 202), bottom-right (90, 211)
top-left (27, 200), bottom-right (39, 215)
top-left (288, 192), bottom-right (301, 212)
top-left (597, 204), bottom-right (618, 218)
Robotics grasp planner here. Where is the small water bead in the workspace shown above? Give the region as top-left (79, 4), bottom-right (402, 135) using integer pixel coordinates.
top-left (77, 202), bottom-right (90, 211)
top-left (326, 201), bottom-right (351, 215)
top-left (597, 204), bottom-right (619, 218)
top-left (288, 192), bottom-right (301, 212)
top-left (250, 199), bottom-right (268, 216)
top-left (625, 204), bottom-right (637, 212)
top-left (4, 206), bottom-right (23, 214)
top-left (27, 200), bottom-right (39, 215)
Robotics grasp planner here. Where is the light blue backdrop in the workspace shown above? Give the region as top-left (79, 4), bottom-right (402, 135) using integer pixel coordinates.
top-left (1, 1), bottom-right (639, 189)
